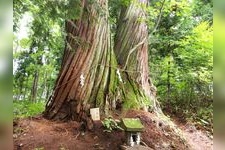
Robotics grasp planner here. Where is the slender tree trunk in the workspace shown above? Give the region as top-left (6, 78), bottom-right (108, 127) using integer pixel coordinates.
top-left (19, 84), bottom-right (23, 100)
top-left (114, 0), bottom-right (160, 112)
top-left (41, 70), bottom-right (48, 99)
top-left (167, 59), bottom-right (171, 103)
top-left (30, 71), bottom-right (39, 102)
top-left (24, 76), bottom-right (29, 100)
top-left (17, 80), bottom-right (23, 100)
top-left (45, 82), bottom-right (50, 101)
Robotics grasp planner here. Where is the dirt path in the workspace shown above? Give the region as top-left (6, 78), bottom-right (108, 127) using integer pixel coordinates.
top-left (179, 124), bottom-right (213, 150)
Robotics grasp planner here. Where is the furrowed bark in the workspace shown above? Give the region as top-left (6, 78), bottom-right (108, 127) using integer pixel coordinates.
top-left (44, 0), bottom-right (115, 122)
top-left (114, 0), bottom-right (161, 112)
top-left (44, 0), bottom-right (162, 124)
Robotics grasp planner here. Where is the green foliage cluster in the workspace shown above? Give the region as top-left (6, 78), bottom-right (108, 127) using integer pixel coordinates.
top-left (148, 0), bottom-right (213, 130)
top-left (13, 100), bottom-right (45, 118)
top-left (101, 117), bottom-right (124, 132)
top-left (13, 0), bottom-right (66, 103)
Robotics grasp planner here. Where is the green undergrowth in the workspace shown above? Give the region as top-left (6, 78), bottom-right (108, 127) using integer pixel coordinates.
top-left (163, 102), bottom-right (213, 134)
top-left (101, 116), bottom-right (124, 132)
top-left (13, 100), bottom-right (45, 119)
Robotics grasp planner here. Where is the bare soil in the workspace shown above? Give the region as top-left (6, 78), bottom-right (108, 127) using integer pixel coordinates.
top-left (174, 120), bottom-right (213, 150)
top-left (13, 110), bottom-right (212, 150)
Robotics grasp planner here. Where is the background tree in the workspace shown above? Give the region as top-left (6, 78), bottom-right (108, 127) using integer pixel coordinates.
top-left (148, 0), bottom-right (213, 130)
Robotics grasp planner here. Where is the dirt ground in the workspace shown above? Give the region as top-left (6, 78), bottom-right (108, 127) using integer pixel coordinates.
top-left (13, 110), bottom-right (212, 150)
top-left (176, 121), bottom-right (213, 150)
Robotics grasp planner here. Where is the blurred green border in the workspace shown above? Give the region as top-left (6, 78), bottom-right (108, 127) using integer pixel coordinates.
top-left (214, 0), bottom-right (225, 148)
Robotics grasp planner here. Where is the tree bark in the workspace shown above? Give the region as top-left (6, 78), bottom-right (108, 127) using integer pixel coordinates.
top-left (114, 0), bottom-right (160, 112)
top-left (44, 0), bottom-right (115, 122)
top-left (44, 0), bottom-right (162, 123)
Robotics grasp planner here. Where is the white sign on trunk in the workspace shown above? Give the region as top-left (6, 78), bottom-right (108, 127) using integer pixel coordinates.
top-left (90, 108), bottom-right (100, 121)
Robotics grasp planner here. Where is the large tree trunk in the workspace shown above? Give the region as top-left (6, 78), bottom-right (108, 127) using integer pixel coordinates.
top-left (44, 0), bottom-right (115, 122)
top-left (44, 0), bottom-right (161, 124)
top-left (114, 0), bottom-right (160, 112)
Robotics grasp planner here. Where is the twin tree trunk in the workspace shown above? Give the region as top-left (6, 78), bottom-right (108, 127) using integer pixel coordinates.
top-left (44, 0), bottom-right (160, 123)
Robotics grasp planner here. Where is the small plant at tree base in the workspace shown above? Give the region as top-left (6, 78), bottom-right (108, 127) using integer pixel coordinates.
top-left (101, 116), bottom-right (124, 132)
top-left (13, 100), bottom-right (45, 119)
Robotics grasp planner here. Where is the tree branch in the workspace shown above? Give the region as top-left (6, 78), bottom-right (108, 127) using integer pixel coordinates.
top-left (123, 37), bottom-right (147, 70)
top-left (150, 0), bottom-right (166, 35)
